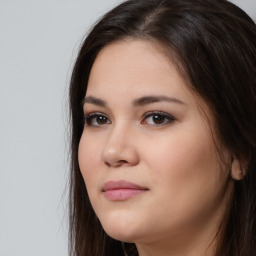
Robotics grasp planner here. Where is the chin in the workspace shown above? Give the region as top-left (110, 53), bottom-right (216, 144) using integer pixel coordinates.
top-left (99, 213), bottom-right (142, 242)
top-left (105, 229), bottom-right (136, 243)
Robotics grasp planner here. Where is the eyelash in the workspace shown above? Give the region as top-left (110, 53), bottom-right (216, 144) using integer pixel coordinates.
top-left (84, 112), bottom-right (110, 127)
top-left (83, 111), bottom-right (175, 127)
top-left (142, 111), bottom-right (175, 126)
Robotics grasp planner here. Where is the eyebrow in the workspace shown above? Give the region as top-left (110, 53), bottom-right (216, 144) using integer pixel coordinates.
top-left (82, 96), bottom-right (107, 107)
top-left (133, 95), bottom-right (185, 106)
top-left (82, 95), bottom-right (185, 107)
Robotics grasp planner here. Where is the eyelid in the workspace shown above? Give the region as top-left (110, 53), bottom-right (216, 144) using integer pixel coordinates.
top-left (141, 111), bottom-right (175, 125)
top-left (83, 112), bottom-right (111, 126)
top-left (84, 111), bottom-right (108, 119)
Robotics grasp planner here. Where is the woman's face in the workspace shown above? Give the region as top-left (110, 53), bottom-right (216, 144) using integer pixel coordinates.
top-left (78, 40), bottom-right (233, 253)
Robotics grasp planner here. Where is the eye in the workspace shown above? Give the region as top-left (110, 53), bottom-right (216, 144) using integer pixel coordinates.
top-left (142, 111), bottom-right (175, 126)
top-left (84, 113), bottom-right (111, 127)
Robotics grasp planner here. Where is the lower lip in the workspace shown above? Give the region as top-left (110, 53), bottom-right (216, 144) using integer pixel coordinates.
top-left (104, 189), bottom-right (147, 201)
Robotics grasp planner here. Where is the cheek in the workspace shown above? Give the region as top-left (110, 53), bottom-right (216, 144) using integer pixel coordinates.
top-left (137, 129), bottom-right (228, 231)
top-left (142, 126), bottom-right (222, 203)
top-left (78, 133), bottom-right (101, 185)
top-left (78, 133), bottom-right (106, 213)
top-left (144, 127), bottom-right (217, 173)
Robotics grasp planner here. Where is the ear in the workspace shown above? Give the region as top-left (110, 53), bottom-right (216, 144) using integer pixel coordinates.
top-left (231, 157), bottom-right (244, 180)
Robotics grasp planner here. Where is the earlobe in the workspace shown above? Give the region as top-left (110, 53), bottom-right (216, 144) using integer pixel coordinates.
top-left (231, 157), bottom-right (244, 180)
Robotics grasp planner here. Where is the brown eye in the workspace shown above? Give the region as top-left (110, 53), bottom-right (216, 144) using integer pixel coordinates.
top-left (152, 114), bottom-right (166, 124)
top-left (84, 113), bottom-right (111, 126)
top-left (142, 112), bottom-right (175, 126)
top-left (96, 116), bottom-right (108, 125)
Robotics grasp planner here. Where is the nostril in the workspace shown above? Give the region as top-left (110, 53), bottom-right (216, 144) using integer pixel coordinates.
top-left (104, 161), bottom-right (111, 167)
top-left (104, 160), bottom-right (128, 168)
top-left (118, 160), bottom-right (128, 164)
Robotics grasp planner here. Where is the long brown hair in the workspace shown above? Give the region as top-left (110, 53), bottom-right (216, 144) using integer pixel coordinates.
top-left (69, 0), bottom-right (256, 255)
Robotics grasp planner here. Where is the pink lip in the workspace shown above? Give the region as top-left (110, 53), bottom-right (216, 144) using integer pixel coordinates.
top-left (103, 180), bottom-right (148, 201)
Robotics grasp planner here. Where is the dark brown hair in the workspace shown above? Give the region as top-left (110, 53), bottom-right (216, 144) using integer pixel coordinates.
top-left (69, 0), bottom-right (256, 255)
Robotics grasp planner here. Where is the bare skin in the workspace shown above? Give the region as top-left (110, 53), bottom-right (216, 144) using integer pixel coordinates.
top-left (78, 39), bottom-right (234, 256)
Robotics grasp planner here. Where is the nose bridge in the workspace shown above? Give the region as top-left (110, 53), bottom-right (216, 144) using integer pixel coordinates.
top-left (101, 120), bottom-right (138, 167)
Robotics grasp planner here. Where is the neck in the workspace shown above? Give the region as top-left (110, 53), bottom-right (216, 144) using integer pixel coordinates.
top-left (136, 230), bottom-right (218, 256)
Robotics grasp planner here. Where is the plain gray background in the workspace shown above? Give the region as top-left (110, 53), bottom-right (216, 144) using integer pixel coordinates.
top-left (0, 1), bottom-right (255, 256)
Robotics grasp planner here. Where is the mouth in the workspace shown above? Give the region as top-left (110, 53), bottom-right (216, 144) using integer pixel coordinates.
top-left (102, 180), bottom-right (149, 201)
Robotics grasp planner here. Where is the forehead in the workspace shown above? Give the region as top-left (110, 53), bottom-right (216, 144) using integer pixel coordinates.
top-left (87, 39), bottom-right (189, 97)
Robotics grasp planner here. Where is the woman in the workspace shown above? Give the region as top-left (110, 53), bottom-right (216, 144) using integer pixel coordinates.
top-left (69, 0), bottom-right (256, 255)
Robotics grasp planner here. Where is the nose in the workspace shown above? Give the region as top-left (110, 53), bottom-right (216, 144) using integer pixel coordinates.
top-left (101, 124), bottom-right (139, 168)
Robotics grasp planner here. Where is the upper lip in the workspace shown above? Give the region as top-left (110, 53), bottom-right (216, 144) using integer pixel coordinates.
top-left (103, 180), bottom-right (148, 192)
